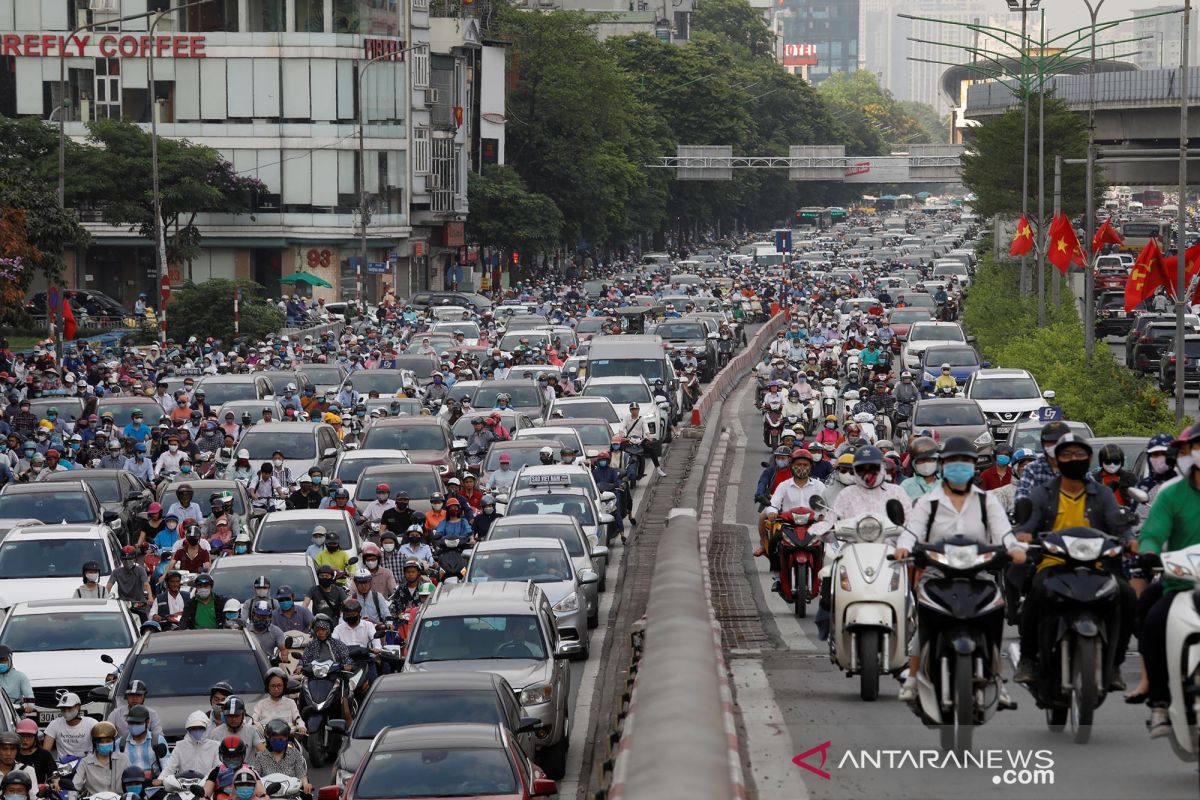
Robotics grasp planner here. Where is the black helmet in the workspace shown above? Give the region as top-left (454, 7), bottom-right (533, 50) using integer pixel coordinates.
top-left (82, 560), bottom-right (101, 577)
top-left (194, 573), bottom-right (214, 587)
top-left (939, 436), bottom-right (978, 461)
top-left (1054, 432), bottom-right (1094, 457)
top-left (121, 766), bottom-right (145, 787)
top-left (1040, 420), bottom-right (1071, 443)
top-left (252, 575), bottom-right (271, 590)
top-left (126, 704), bottom-right (151, 723)
top-left (221, 696), bottom-right (247, 717)
top-left (209, 680), bottom-right (234, 698)
top-left (0, 772), bottom-right (32, 794)
top-left (218, 735), bottom-right (246, 762)
top-left (1098, 443), bottom-right (1124, 465)
top-left (263, 718), bottom-right (290, 740)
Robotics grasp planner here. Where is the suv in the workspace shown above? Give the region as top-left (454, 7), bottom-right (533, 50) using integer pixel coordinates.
top-left (1125, 313), bottom-right (1200, 369)
top-left (1158, 334), bottom-right (1200, 393)
top-left (902, 321), bottom-right (968, 370)
top-left (963, 368), bottom-right (1048, 439)
top-left (1130, 321), bottom-right (1184, 373)
top-left (1095, 290), bottom-right (1134, 337)
top-left (651, 320), bottom-right (719, 380)
top-left (0, 482), bottom-right (120, 541)
top-left (578, 376), bottom-right (671, 442)
top-left (401, 581), bottom-right (576, 777)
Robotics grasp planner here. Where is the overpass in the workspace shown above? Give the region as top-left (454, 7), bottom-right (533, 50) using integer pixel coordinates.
top-left (964, 67), bottom-right (1200, 186)
top-left (650, 144), bottom-right (964, 184)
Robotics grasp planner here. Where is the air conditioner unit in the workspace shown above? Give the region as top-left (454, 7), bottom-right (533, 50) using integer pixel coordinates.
top-left (425, 88), bottom-right (440, 106)
top-left (427, 173), bottom-right (444, 191)
top-left (89, 0), bottom-right (119, 11)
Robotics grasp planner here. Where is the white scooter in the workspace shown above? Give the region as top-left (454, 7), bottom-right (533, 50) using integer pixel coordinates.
top-left (842, 389), bottom-right (862, 419)
top-left (826, 510), bottom-right (910, 701)
top-left (853, 410), bottom-right (877, 443)
top-left (820, 378), bottom-right (840, 419)
top-left (1160, 544), bottom-right (1200, 761)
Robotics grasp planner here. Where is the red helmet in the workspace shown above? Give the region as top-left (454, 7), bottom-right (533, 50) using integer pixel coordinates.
top-left (219, 735), bottom-right (246, 762)
top-left (596, 451), bottom-right (611, 461)
top-left (790, 448), bottom-right (814, 463)
top-left (1175, 422), bottom-right (1200, 446)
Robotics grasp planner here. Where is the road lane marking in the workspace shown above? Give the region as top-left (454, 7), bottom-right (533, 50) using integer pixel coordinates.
top-left (730, 659), bottom-right (811, 800)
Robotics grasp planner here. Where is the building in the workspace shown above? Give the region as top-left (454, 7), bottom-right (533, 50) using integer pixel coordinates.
top-left (531, 0), bottom-right (694, 43)
top-left (0, 0), bottom-right (503, 304)
top-left (778, 0), bottom-right (858, 85)
top-left (1127, 5), bottom-right (1196, 70)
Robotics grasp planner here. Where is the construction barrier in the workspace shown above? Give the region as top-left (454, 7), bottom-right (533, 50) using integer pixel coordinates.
top-left (692, 313), bottom-right (786, 425)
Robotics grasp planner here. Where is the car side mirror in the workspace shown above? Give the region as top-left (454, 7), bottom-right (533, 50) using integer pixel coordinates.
top-left (591, 545), bottom-right (609, 559)
top-left (981, 361), bottom-right (991, 369)
top-left (598, 513), bottom-right (614, 525)
top-left (125, 491), bottom-right (144, 503)
top-left (554, 641), bottom-right (582, 658)
top-left (579, 568), bottom-right (599, 585)
top-left (323, 448), bottom-right (338, 458)
top-left (885, 499), bottom-right (906, 526)
top-left (326, 719), bottom-right (347, 734)
top-left (599, 491), bottom-right (615, 503)
top-left (517, 716), bottom-right (540, 733)
top-left (89, 686), bottom-right (112, 702)
top-left (103, 511), bottom-right (120, 524)
top-left (462, 548), bottom-right (473, 561)
top-left (966, 335), bottom-right (977, 344)
top-left (531, 778), bottom-right (558, 797)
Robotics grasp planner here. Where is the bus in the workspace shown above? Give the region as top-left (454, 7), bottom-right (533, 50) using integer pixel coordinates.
top-left (1120, 217), bottom-right (1171, 253)
top-left (795, 207), bottom-right (832, 229)
top-left (827, 207), bottom-right (847, 223)
top-left (1132, 190), bottom-right (1165, 208)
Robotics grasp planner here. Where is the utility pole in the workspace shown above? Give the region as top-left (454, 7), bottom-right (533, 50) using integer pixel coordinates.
top-left (1037, 9), bottom-right (1047, 326)
top-left (1083, 0), bottom-right (1105, 360)
top-left (1176, 0), bottom-right (1192, 423)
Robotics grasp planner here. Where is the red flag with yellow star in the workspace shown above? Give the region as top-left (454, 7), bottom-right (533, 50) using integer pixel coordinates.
top-left (1124, 238), bottom-right (1169, 312)
top-left (1160, 243), bottom-right (1200, 301)
top-left (1047, 213), bottom-right (1086, 273)
top-left (1091, 218), bottom-right (1124, 254)
top-left (1009, 215), bottom-right (1034, 257)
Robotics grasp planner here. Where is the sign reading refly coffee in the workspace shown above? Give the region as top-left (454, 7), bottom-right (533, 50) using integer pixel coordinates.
top-left (0, 33), bottom-right (207, 58)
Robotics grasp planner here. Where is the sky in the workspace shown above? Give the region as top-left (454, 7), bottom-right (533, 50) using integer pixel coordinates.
top-left (1042, 0), bottom-right (1164, 34)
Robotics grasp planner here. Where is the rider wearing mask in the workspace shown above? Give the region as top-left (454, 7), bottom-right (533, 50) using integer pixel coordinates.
top-left (933, 363), bottom-right (957, 394)
top-left (347, 570), bottom-right (391, 623)
top-left (247, 602), bottom-right (287, 661)
top-left (1015, 420), bottom-right (1073, 500)
top-left (182, 575), bottom-right (227, 630)
top-left (286, 475), bottom-right (322, 510)
top-left (114, 705), bottom-right (168, 779)
top-left (472, 495), bottom-right (502, 541)
top-left (160, 712), bottom-right (220, 785)
top-left (74, 560), bottom-right (109, 599)
top-left (760, 449), bottom-right (827, 592)
top-left (271, 585), bottom-right (314, 633)
top-left (154, 434), bottom-right (186, 477)
top-left (484, 453), bottom-right (518, 494)
top-left (1137, 433), bottom-right (1177, 512)
top-left (399, 524), bottom-right (435, 565)
top-left (107, 680), bottom-right (164, 739)
top-left (305, 565), bottom-right (348, 619)
top-left (977, 444), bottom-right (1014, 491)
top-left (171, 525), bottom-right (212, 575)
top-left (900, 436), bottom-right (941, 500)
top-left (812, 446), bottom-right (911, 539)
top-left (206, 698), bottom-right (264, 753)
top-left (69, 722), bottom-right (131, 795)
top-left (359, 543), bottom-right (397, 597)
top-left (313, 532), bottom-right (352, 585)
top-left (362, 483), bottom-right (396, 523)
top-left (44, 692), bottom-right (96, 758)
top-left (1092, 443), bottom-right (1138, 506)
top-left (433, 498), bottom-right (472, 546)
top-left (814, 415), bottom-right (842, 449)
top-left (299, 614), bottom-right (352, 675)
top-left (249, 720), bottom-right (309, 795)
top-left (390, 561), bottom-right (425, 612)
top-left (380, 491), bottom-right (422, 538)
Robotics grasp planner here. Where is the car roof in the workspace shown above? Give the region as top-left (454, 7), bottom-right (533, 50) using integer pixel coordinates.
top-left (583, 376), bottom-right (649, 385)
top-left (424, 580), bottom-right (544, 615)
top-left (134, 629), bottom-right (257, 653)
top-left (972, 368), bottom-right (1032, 378)
top-left (238, 421), bottom-right (325, 432)
top-left (374, 722), bottom-right (504, 750)
top-left (368, 416), bottom-right (446, 427)
top-left (491, 514), bottom-right (577, 527)
top-left (6, 524), bottom-right (106, 539)
top-left (10, 598), bottom-right (128, 614)
top-left (196, 375), bottom-right (265, 384)
top-left (369, 672), bottom-right (509, 693)
top-left (210, 553), bottom-right (314, 569)
top-left (473, 537), bottom-right (571, 554)
top-left (2, 481), bottom-right (90, 493)
top-left (260, 509), bottom-right (352, 522)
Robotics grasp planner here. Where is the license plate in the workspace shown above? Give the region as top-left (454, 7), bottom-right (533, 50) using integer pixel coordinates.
top-left (994, 425), bottom-right (1011, 436)
top-left (38, 711), bottom-right (60, 724)
top-left (1116, 311), bottom-right (1126, 318)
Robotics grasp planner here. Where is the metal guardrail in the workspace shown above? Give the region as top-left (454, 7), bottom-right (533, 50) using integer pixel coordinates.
top-left (967, 67), bottom-right (1200, 113)
top-left (280, 321), bottom-right (345, 341)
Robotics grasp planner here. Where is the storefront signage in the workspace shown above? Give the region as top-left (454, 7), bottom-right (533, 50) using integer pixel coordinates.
top-left (443, 222), bottom-right (465, 247)
top-left (0, 33), bottom-right (207, 58)
top-left (782, 43), bottom-right (818, 67)
top-left (364, 38), bottom-right (407, 61)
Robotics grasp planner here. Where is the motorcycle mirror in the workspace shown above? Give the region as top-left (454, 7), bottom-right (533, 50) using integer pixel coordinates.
top-left (326, 719), bottom-right (348, 734)
top-left (154, 742), bottom-right (169, 759)
top-left (1013, 497), bottom-right (1034, 526)
top-left (346, 556), bottom-right (359, 566)
top-left (884, 499), bottom-right (906, 526)
top-left (100, 653), bottom-right (115, 664)
top-left (808, 495), bottom-right (826, 512)
top-left (285, 678), bottom-right (303, 694)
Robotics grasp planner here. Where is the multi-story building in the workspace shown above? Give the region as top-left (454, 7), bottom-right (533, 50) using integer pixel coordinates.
top-left (1127, 5), bottom-right (1197, 70)
top-left (778, 0), bottom-right (858, 85)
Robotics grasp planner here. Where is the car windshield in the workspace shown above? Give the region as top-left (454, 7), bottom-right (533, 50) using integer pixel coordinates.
top-left (127, 650), bottom-right (262, 697)
top-left (564, 424), bottom-right (612, 447)
top-left (160, 485), bottom-right (246, 516)
top-left (889, 309), bottom-right (932, 324)
top-left (45, 475), bottom-right (121, 503)
top-left (911, 326), bottom-right (964, 342)
top-left (335, 458), bottom-right (409, 485)
top-left (1, 611), bottom-right (131, 651)
top-left (236, 430), bottom-right (316, 460)
top-left (389, 357), bottom-right (437, 379)
top-left (353, 691), bottom-right (504, 739)
top-left (409, 614), bottom-right (546, 664)
top-left (360, 426), bottom-right (448, 452)
top-left (298, 366), bottom-right (344, 386)
top-left (472, 385), bottom-right (542, 408)
top-left (655, 322), bottom-right (706, 339)
top-left (484, 447), bottom-right (548, 473)
top-left (354, 470), bottom-right (441, 502)
top-left (431, 322), bottom-right (481, 339)
top-left (553, 401), bottom-right (619, 423)
top-left (507, 494), bottom-right (595, 526)
top-left (576, 318), bottom-right (608, 333)
top-left (924, 348), bottom-right (978, 368)
top-left (0, 492), bottom-right (95, 523)
top-left (470, 547), bottom-right (572, 583)
top-left (0, 538), bottom-right (109, 578)
top-left (348, 372), bottom-right (407, 395)
top-left (354, 748), bottom-right (517, 798)
top-left (582, 384), bottom-right (651, 405)
top-left (209, 563), bottom-right (315, 599)
top-left (587, 358), bottom-right (665, 382)
top-left (913, 403), bottom-right (985, 427)
top-left (254, 518), bottom-right (352, 553)
top-left (28, 399), bottom-right (86, 422)
top-left (972, 377), bottom-right (1040, 400)
top-left (98, 402), bottom-right (168, 427)
top-left (196, 382), bottom-right (263, 406)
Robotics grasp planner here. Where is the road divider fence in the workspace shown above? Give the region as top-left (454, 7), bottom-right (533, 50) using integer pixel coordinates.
top-left (692, 313), bottom-right (786, 426)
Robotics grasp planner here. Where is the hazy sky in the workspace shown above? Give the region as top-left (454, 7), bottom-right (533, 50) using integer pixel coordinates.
top-left (1042, 0), bottom-right (1169, 34)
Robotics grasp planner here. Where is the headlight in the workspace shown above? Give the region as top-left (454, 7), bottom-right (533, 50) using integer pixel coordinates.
top-left (313, 663), bottom-right (330, 678)
top-left (553, 592), bottom-right (579, 613)
top-left (923, 372), bottom-right (935, 383)
top-left (973, 430), bottom-right (993, 445)
top-left (856, 516), bottom-right (883, 542)
top-left (519, 683), bottom-right (554, 705)
top-left (944, 543), bottom-right (980, 570)
top-left (1063, 536), bottom-right (1104, 562)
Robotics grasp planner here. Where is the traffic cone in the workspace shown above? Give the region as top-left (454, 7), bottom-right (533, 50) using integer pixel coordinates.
top-left (691, 406), bottom-right (702, 426)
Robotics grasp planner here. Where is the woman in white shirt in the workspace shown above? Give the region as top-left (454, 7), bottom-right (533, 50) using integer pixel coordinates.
top-left (252, 669), bottom-right (305, 734)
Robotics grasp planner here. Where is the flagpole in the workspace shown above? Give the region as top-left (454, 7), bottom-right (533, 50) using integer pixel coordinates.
top-left (1083, 0), bottom-right (1103, 361)
top-left (1176, 0), bottom-right (1191, 424)
top-left (1036, 8), bottom-right (1047, 328)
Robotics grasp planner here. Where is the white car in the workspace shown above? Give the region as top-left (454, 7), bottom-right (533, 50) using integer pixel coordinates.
top-left (331, 448), bottom-right (412, 497)
top-left (578, 376), bottom-right (671, 442)
top-left (513, 426), bottom-right (590, 464)
top-left (430, 320), bottom-right (482, 346)
top-left (0, 598), bottom-right (138, 722)
top-left (902, 321), bottom-right (968, 371)
top-left (0, 524), bottom-right (122, 608)
top-left (963, 368), bottom-right (1050, 439)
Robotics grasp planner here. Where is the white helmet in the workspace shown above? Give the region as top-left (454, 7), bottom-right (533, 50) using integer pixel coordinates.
top-left (223, 599), bottom-right (242, 614)
top-left (237, 449), bottom-right (250, 459)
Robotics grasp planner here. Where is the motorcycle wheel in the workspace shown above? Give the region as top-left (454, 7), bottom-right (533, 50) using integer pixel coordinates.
top-left (1071, 637), bottom-right (1098, 744)
top-left (306, 727), bottom-right (325, 768)
top-left (951, 652), bottom-right (974, 752)
top-left (858, 629), bottom-right (880, 701)
top-left (793, 562), bottom-right (808, 619)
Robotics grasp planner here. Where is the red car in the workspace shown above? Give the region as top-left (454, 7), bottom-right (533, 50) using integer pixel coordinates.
top-left (886, 307), bottom-right (933, 341)
top-left (320, 723), bottom-right (556, 800)
top-left (1093, 264), bottom-right (1129, 293)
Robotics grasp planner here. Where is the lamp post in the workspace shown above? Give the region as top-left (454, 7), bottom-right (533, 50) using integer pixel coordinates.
top-left (1176, 0), bottom-right (1192, 423)
top-left (357, 43), bottom-right (429, 311)
top-left (1006, 0), bottom-right (1040, 298)
top-left (1082, 0), bottom-right (1105, 361)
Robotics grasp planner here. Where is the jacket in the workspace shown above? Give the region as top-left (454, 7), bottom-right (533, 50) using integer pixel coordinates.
top-left (181, 594), bottom-right (229, 630)
top-left (153, 589), bottom-right (191, 623)
top-left (1013, 477), bottom-right (1131, 540)
top-left (72, 752), bottom-right (133, 795)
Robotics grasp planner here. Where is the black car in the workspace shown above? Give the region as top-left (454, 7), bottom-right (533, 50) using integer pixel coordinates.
top-left (1158, 334), bottom-right (1200, 393)
top-left (26, 290), bottom-right (129, 323)
top-left (0, 481), bottom-right (122, 541)
top-left (94, 629), bottom-right (271, 739)
top-left (1094, 291), bottom-right (1134, 338)
top-left (41, 470), bottom-right (153, 544)
top-left (1129, 321), bottom-right (1179, 373)
top-left (408, 291), bottom-right (493, 310)
top-left (1125, 313), bottom-right (1180, 369)
top-left (651, 319), bottom-right (719, 381)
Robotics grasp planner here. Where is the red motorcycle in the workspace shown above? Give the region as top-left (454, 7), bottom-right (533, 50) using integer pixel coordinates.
top-left (776, 507), bottom-right (823, 619)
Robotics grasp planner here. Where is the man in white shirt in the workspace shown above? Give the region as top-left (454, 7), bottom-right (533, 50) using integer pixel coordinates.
top-left (155, 434), bottom-right (186, 477)
top-left (361, 483), bottom-right (397, 523)
top-left (761, 449), bottom-right (827, 592)
top-left (619, 403), bottom-right (666, 478)
top-left (485, 453), bottom-right (518, 494)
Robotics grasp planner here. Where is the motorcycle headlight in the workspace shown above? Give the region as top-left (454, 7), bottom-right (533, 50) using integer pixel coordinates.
top-left (553, 592), bottom-right (579, 613)
top-left (519, 683), bottom-right (554, 705)
top-left (944, 543), bottom-right (980, 570)
top-left (856, 516), bottom-right (883, 542)
top-left (313, 663), bottom-right (330, 678)
top-left (1063, 536), bottom-right (1104, 562)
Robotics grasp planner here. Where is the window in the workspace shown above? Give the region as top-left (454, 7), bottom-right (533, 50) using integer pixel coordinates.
top-left (247, 0), bottom-right (285, 32)
top-left (413, 127), bottom-right (431, 175)
top-left (295, 0), bottom-right (326, 32)
top-left (94, 58), bottom-right (121, 120)
top-left (185, 0), bottom-right (238, 32)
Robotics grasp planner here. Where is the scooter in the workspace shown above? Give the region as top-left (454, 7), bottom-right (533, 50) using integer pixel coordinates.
top-left (826, 510), bottom-right (909, 702)
top-left (297, 654), bottom-right (367, 767)
top-left (1007, 519), bottom-right (1122, 744)
top-left (763, 408), bottom-right (784, 448)
top-left (1158, 543), bottom-right (1200, 762)
top-left (776, 508), bottom-right (823, 619)
top-left (820, 378), bottom-right (840, 419)
top-left (161, 770), bottom-right (206, 800)
top-left (842, 389), bottom-right (862, 419)
top-left (852, 411), bottom-right (877, 443)
top-left (889, 503), bottom-right (1011, 753)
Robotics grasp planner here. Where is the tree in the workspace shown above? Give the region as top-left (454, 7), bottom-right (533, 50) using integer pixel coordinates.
top-left (467, 165), bottom-right (563, 265)
top-left (898, 100), bottom-right (951, 144)
top-left (818, 71), bottom-right (934, 154)
top-left (960, 93), bottom-right (1099, 218)
top-left (166, 279), bottom-right (283, 343)
top-left (691, 0), bottom-right (775, 59)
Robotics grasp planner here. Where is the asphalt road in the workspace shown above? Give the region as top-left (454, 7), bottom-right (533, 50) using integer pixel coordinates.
top-left (717, 377), bottom-right (1199, 800)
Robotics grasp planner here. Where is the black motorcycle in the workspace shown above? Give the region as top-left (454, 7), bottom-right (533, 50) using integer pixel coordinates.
top-left (297, 645), bottom-right (370, 767)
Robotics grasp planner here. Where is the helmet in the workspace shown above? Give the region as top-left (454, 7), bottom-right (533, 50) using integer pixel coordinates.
top-left (0, 773), bottom-right (32, 795)
top-left (1176, 422), bottom-right (1200, 446)
top-left (1147, 433), bottom-right (1175, 453)
top-left (1013, 448), bottom-right (1037, 463)
top-left (938, 435), bottom-right (977, 461)
top-left (1040, 420), bottom-right (1071, 443)
top-left (352, 568), bottom-right (372, 583)
top-left (1054, 432), bottom-right (1093, 457)
top-left (790, 448), bottom-right (814, 463)
top-left (125, 679), bottom-right (148, 696)
top-left (232, 768), bottom-right (258, 787)
top-left (263, 667), bottom-right (290, 691)
top-left (772, 445), bottom-right (791, 457)
top-left (209, 680), bottom-right (234, 698)
top-left (219, 735), bottom-right (247, 762)
top-left (223, 599), bottom-right (242, 614)
top-left (342, 598), bottom-right (363, 616)
top-left (126, 704), bottom-right (151, 723)
top-left (1098, 443), bottom-right (1125, 465)
top-left (263, 718), bottom-right (290, 740)
top-left (908, 435), bottom-right (938, 459)
top-left (361, 542), bottom-right (381, 557)
top-left (222, 696), bottom-right (247, 717)
top-left (252, 575), bottom-right (270, 590)
top-left (313, 614), bottom-right (334, 631)
top-left (91, 721), bottom-right (118, 741)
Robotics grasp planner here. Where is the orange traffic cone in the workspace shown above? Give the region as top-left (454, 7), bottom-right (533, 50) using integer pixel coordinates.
top-left (691, 406), bottom-right (702, 426)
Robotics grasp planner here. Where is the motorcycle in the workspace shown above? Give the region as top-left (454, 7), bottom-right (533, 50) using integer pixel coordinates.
top-left (161, 771), bottom-right (206, 800)
top-left (820, 378), bottom-right (840, 419)
top-left (465, 443), bottom-right (486, 475)
top-left (1007, 516), bottom-right (1123, 744)
top-left (260, 773), bottom-right (306, 800)
top-left (888, 503), bottom-right (1011, 752)
top-left (763, 408), bottom-right (784, 448)
top-left (852, 411), bottom-right (877, 443)
top-left (827, 509), bottom-right (910, 702)
top-left (776, 508), bottom-right (823, 619)
top-left (842, 389), bottom-right (862, 419)
top-left (1156, 543), bottom-right (1200, 762)
top-left (297, 652), bottom-right (368, 767)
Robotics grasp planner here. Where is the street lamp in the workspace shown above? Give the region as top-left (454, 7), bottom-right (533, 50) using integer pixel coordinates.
top-left (357, 43), bottom-right (429, 311)
top-left (1006, 0), bottom-right (1040, 299)
top-left (1175, 0), bottom-right (1192, 422)
top-left (1082, 0), bottom-right (1105, 361)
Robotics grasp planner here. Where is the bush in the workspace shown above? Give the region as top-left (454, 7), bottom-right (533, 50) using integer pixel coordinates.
top-left (963, 253), bottom-right (1178, 437)
top-left (166, 279), bottom-right (284, 344)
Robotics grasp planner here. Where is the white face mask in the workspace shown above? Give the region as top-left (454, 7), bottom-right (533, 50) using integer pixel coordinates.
top-left (1101, 462), bottom-right (1121, 474)
top-left (273, 459), bottom-right (284, 468)
top-left (811, 452), bottom-right (823, 462)
top-left (1150, 454), bottom-right (1170, 474)
top-left (914, 460), bottom-right (938, 477)
top-left (62, 709), bottom-right (80, 722)
top-left (836, 470), bottom-right (855, 486)
top-left (85, 572), bottom-right (100, 583)
top-left (382, 543), bottom-right (396, 552)
top-left (1179, 453), bottom-right (1195, 477)
top-left (169, 444), bottom-right (178, 453)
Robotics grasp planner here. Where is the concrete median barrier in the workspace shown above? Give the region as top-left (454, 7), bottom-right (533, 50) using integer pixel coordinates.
top-left (693, 313), bottom-right (786, 426)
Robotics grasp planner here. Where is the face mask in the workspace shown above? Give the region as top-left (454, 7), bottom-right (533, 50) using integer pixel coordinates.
top-left (364, 559), bottom-right (379, 569)
top-left (279, 599), bottom-right (293, 611)
top-left (1150, 454), bottom-right (1169, 474)
top-left (96, 743), bottom-right (115, 756)
top-left (318, 577), bottom-right (333, 587)
top-left (128, 723), bottom-right (146, 737)
top-left (7, 793), bottom-right (24, 800)
top-left (86, 572), bottom-right (100, 583)
top-left (854, 469), bottom-right (882, 489)
top-left (1043, 442), bottom-right (1057, 459)
top-left (312, 536), bottom-right (324, 546)
top-left (941, 462), bottom-right (975, 485)
top-left (914, 461), bottom-right (938, 477)
top-left (325, 543), bottom-right (338, 551)
top-left (431, 503), bottom-right (443, 510)
top-left (836, 470), bottom-right (855, 486)
top-left (825, 422), bottom-right (835, 430)
top-left (235, 787), bottom-right (255, 800)
top-left (225, 612), bottom-right (240, 621)
top-left (996, 455), bottom-right (1011, 467)
top-left (255, 588), bottom-right (269, 598)
top-left (793, 465), bottom-right (812, 479)
top-left (22, 450), bottom-right (32, 457)
top-left (189, 729), bottom-right (207, 743)
top-left (252, 619), bottom-right (268, 631)
top-left (311, 477), bottom-right (322, 485)
top-left (775, 459), bottom-right (789, 469)
top-left (1101, 462), bottom-right (1121, 474)
top-left (235, 545), bottom-right (248, 554)
top-left (0, 664), bottom-right (10, 675)
top-left (382, 543), bottom-right (396, 552)
top-left (1178, 453), bottom-right (1196, 477)
top-left (343, 615), bottom-right (360, 626)
top-left (181, 465), bottom-right (192, 473)
top-left (273, 459), bottom-right (283, 468)
top-left (376, 493), bottom-right (388, 502)
top-left (268, 738), bottom-right (288, 753)
top-left (63, 708), bottom-right (80, 721)
top-left (597, 459), bottom-right (609, 468)
top-left (1058, 459), bottom-right (1089, 481)
top-left (197, 588), bottom-right (212, 600)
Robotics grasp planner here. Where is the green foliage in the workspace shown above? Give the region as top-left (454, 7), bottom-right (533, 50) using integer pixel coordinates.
top-left (817, 71), bottom-right (940, 154)
top-left (467, 165), bottom-right (563, 256)
top-left (167, 279), bottom-right (283, 343)
top-left (961, 93), bottom-right (1102, 219)
top-left (897, 100), bottom-right (951, 144)
top-left (964, 254), bottom-right (1177, 436)
top-left (691, 0), bottom-right (775, 58)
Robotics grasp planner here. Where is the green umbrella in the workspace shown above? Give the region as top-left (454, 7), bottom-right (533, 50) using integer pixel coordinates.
top-left (279, 271), bottom-right (333, 289)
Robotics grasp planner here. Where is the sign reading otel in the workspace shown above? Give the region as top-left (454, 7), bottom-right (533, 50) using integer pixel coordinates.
top-left (0, 33), bottom-right (207, 58)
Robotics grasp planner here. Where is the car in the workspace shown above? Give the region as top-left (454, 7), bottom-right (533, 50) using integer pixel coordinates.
top-left (449, 411), bottom-right (536, 443)
top-left (252, 509), bottom-right (360, 561)
top-left (585, 336), bottom-right (681, 419)
top-left (963, 368), bottom-right (1049, 439)
top-left (401, 581), bottom-right (575, 778)
top-left (256, 371), bottom-right (316, 399)
top-left (649, 319), bottom-right (718, 381)
top-left (0, 481), bottom-right (120, 539)
top-left (471, 380), bottom-right (549, 422)
top-left (429, 321), bottom-right (482, 346)
top-left (326, 722), bottom-right (555, 800)
top-left (1004, 419), bottom-right (1095, 453)
top-left (505, 485), bottom-right (614, 554)
top-left (906, 398), bottom-right (994, 462)
top-left (96, 629), bottom-right (271, 738)
top-left (331, 449), bottom-right (412, 497)
top-left (407, 290), bottom-right (493, 310)
top-left (27, 289), bottom-right (129, 323)
top-left (902, 321), bottom-right (968, 370)
top-left (546, 397), bottom-right (621, 431)
top-left (95, 397), bottom-right (170, 429)
top-left (573, 316), bottom-right (612, 343)
top-left (1158, 334), bottom-right (1200, 393)
top-left (578, 376), bottom-right (671, 442)
top-left (297, 364), bottom-right (349, 395)
top-left (505, 466), bottom-right (615, 522)
top-left (1124, 313), bottom-right (1200, 369)
top-left (1095, 290), bottom-right (1134, 337)
top-left (194, 375), bottom-right (277, 407)
top-left (1093, 259), bottom-right (1129, 292)
top-left (352, 464), bottom-right (445, 512)
top-left (552, 417), bottom-right (620, 459)
top-left (480, 440), bottom-right (569, 488)
top-left (1130, 321), bottom-right (1185, 373)
top-left (330, 672), bottom-right (540, 785)
top-left (208, 553), bottom-right (318, 602)
top-left (215, 399), bottom-right (286, 425)
top-left (339, 369), bottom-right (418, 399)
top-left (0, 524), bottom-right (121, 607)
top-left (466, 537), bottom-right (599, 646)
top-left (25, 397), bottom-right (87, 427)
top-left (358, 417), bottom-right (458, 479)
top-left (40, 470), bottom-right (152, 544)
top-left (0, 599), bottom-right (138, 723)
top-left (487, 511), bottom-right (608, 596)
top-left (918, 345), bottom-right (987, 391)
top-left (512, 427), bottom-right (589, 465)
top-left (155, 479), bottom-right (257, 536)
top-left (236, 421), bottom-right (343, 479)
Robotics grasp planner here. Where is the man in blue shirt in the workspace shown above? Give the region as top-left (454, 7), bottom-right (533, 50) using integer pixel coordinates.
top-left (124, 443), bottom-right (155, 483)
top-left (122, 410), bottom-right (151, 443)
top-left (0, 646), bottom-right (34, 715)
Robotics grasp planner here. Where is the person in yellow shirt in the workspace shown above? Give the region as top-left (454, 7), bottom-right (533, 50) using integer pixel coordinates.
top-left (933, 363), bottom-right (958, 394)
top-left (312, 532), bottom-right (352, 586)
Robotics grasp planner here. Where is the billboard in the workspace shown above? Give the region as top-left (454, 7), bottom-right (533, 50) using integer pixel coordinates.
top-left (782, 43), bottom-right (818, 67)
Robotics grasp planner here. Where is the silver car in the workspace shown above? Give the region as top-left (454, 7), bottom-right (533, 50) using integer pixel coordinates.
top-left (487, 513), bottom-right (608, 599)
top-left (503, 488), bottom-right (613, 582)
top-left (466, 537), bottom-right (598, 650)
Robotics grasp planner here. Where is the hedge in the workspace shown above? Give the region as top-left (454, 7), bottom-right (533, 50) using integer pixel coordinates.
top-left (962, 253), bottom-right (1180, 437)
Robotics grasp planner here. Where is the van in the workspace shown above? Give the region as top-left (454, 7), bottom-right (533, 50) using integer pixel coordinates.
top-left (586, 335), bottom-right (681, 421)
